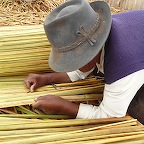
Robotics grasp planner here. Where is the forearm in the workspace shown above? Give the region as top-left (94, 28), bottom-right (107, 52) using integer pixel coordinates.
top-left (60, 100), bottom-right (79, 118)
top-left (41, 72), bottom-right (72, 85)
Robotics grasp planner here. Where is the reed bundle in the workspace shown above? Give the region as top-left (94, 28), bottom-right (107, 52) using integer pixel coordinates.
top-left (0, 116), bottom-right (143, 143)
top-left (0, 25), bottom-right (53, 77)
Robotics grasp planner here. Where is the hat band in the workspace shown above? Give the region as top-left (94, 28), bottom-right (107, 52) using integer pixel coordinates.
top-left (54, 15), bottom-right (100, 52)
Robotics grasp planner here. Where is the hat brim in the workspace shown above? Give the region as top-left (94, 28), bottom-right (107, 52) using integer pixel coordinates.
top-left (48, 1), bottom-right (111, 72)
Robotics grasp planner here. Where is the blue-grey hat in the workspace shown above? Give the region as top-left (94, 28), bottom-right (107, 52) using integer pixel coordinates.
top-left (44, 0), bottom-right (111, 72)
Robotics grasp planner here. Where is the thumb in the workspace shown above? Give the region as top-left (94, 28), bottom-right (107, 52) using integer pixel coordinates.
top-left (32, 101), bottom-right (40, 109)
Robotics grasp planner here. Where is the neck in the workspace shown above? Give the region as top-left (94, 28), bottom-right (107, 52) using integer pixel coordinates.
top-left (95, 50), bottom-right (101, 64)
top-left (79, 50), bottom-right (102, 72)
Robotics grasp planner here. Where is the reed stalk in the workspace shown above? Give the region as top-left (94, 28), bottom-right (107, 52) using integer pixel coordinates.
top-left (0, 114), bottom-right (70, 120)
top-left (0, 118), bottom-right (137, 131)
top-left (41, 131), bottom-right (144, 144)
top-left (0, 119), bottom-right (142, 144)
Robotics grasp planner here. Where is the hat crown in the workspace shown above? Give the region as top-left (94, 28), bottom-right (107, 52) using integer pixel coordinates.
top-left (44, 0), bottom-right (100, 52)
top-left (56, 5), bottom-right (79, 18)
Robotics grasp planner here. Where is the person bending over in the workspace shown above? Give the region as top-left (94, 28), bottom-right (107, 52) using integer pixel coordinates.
top-left (24, 0), bottom-right (144, 124)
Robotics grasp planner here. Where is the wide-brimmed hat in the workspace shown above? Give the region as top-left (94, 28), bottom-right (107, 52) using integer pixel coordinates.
top-left (44, 0), bottom-right (111, 72)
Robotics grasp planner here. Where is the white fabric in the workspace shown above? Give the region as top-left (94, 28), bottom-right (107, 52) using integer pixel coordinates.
top-left (66, 47), bottom-right (144, 119)
top-left (67, 47), bottom-right (105, 82)
top-left (67, 67), bottom-right (95, 82)
top-left (76, 69), bottom-right (144, 119)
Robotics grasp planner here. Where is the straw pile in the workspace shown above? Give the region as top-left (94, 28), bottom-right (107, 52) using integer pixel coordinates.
top-left (0, 0), bottom-right (126, 26)
top-left (0, 0), bottom-right (65, 26)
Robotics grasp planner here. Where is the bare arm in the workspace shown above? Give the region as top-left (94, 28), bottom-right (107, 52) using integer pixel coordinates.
top-left (41, 72), bottom-right (71, 83)
top-left (24, 53), bottom-right (98, 92)
top-left (24, 72), bottom-right (71, 92)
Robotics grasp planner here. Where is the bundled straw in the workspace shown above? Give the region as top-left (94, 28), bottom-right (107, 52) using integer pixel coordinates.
top-left (0, 116), bottom-right (143, 143)
top-left (0, 25), bottom-right (53, 77)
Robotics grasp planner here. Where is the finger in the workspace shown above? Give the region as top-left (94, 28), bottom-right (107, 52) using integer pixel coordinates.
top-left (34, 96), bottom-right (47, 102)
top-left (35, 95), bottom-right (55, 101)
top-left (23, 80), bottom-right (32, 88)
top-left (32, 101), bottom-right (49, 114)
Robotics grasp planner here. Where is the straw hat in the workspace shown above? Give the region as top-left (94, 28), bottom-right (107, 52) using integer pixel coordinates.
top-left (44, 0), bottom-right (111, 72)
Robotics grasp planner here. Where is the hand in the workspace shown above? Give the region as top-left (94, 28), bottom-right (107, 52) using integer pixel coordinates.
top-left (32, 95), bottom-right (79, 117)
top-left (24, 73), bottom-right (47, 92)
